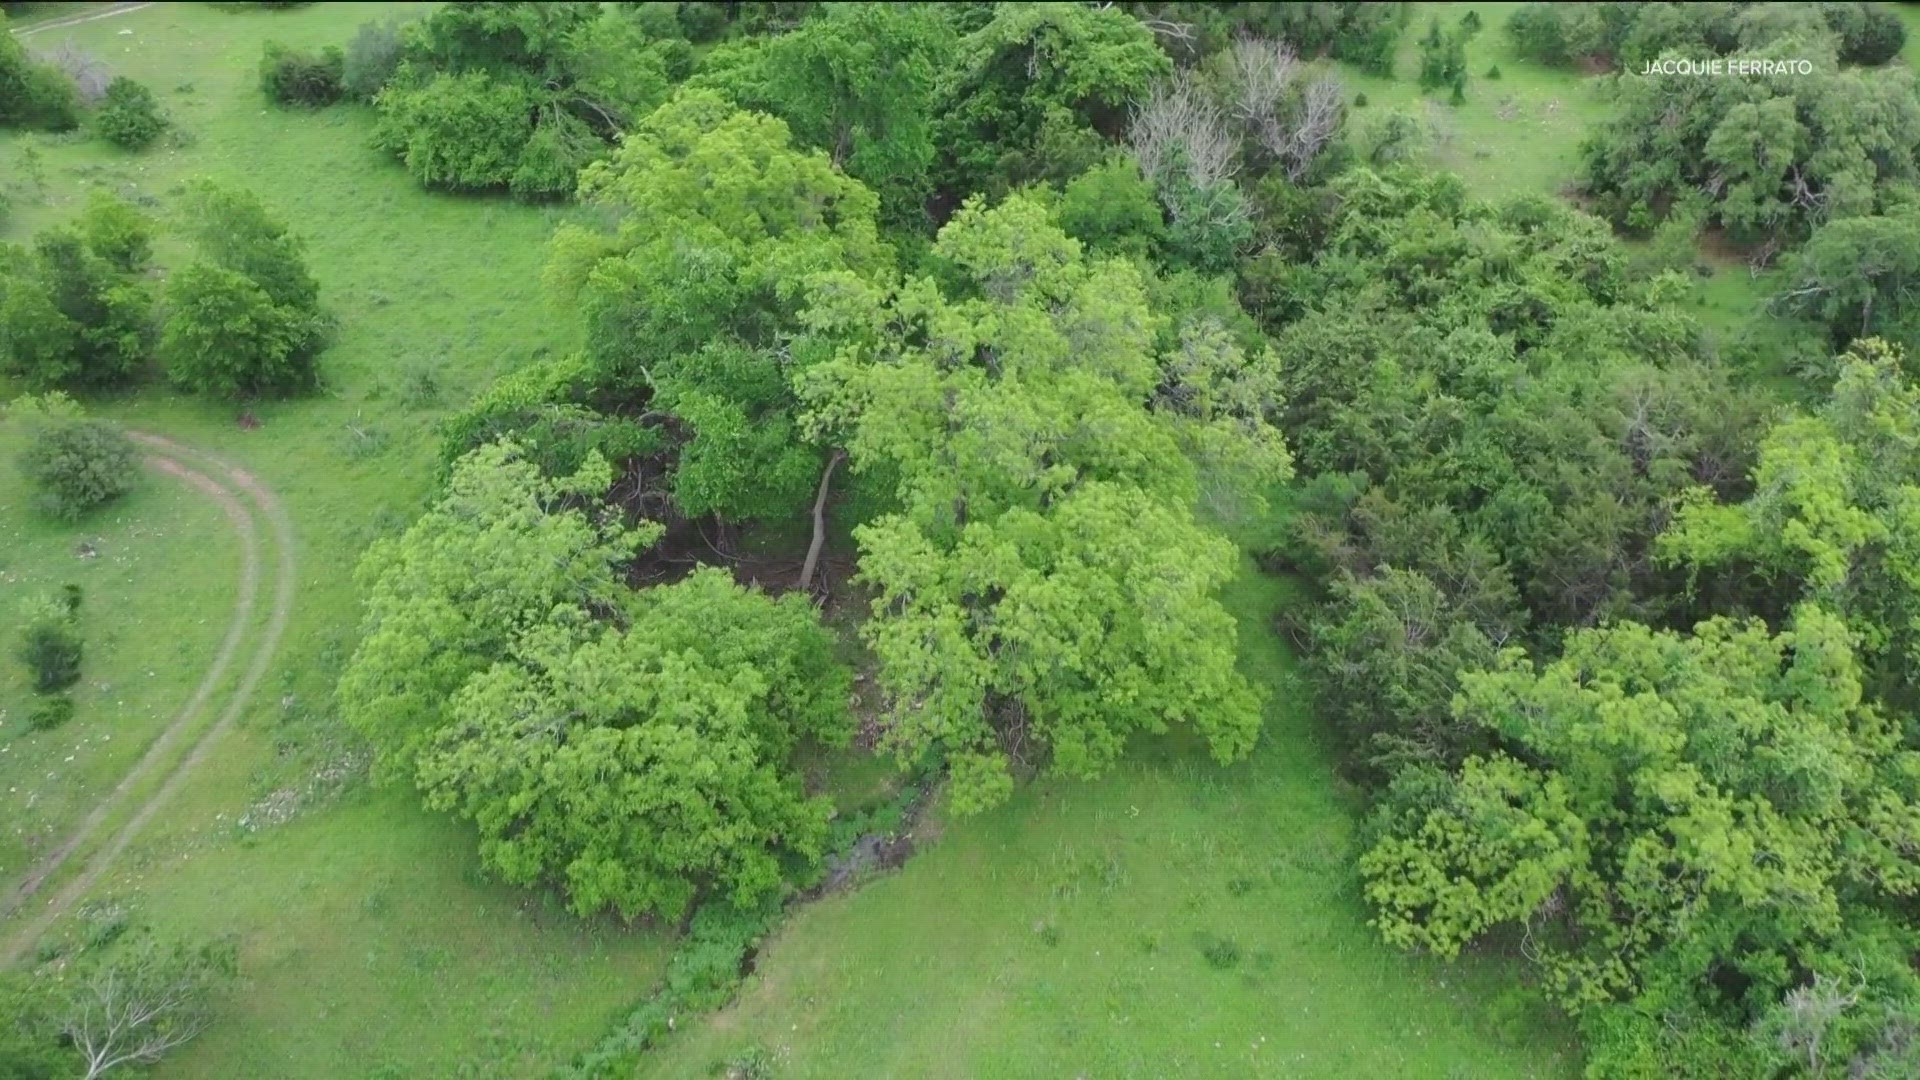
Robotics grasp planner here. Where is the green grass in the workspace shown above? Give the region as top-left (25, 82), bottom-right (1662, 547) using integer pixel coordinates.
top-left (0, 423), bottom-right (241, 884)
top-left (1338, 3), bottom-right (1609, 201)
top-left (3, 4), bottom-right (672, 1075)
top-left (641, 558), bottom-right (1577, 1079)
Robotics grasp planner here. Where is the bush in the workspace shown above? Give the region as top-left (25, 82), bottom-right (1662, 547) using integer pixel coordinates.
top-left (0, 229), bottom-right (152, 389)
top-left (259, 41), bottom-right (344, 107)
top-left (0, 28), bottom-right (80, 130)
top-left (93, 76), bottom-right (167, 149)
top-left (1058, 155), bottom-right (1164, 260)
top-left (1354, 91), bottom-right (1369, 107)
top-left (15, 398), bottom-right (139, 521)
top-left (28, 694), bottom-right (75, 731)
top-left (77, 190), bottom-right (154, 273)
top-left (160, 262), bottom-right (315, 396)
top-left (342, 16), bottom-right (409, 101)
top-left (15, 595), bottom-right (82, 692)
top-left (1485, 64), bottom-right (1502, 80)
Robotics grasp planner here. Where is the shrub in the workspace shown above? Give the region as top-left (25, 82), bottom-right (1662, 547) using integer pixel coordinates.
top-left (0, 230), bottom-right (151, 389)
top-left (259, 41), bottom-right (344, 107)
top-left (15, 399), bottom-right (139, 521)
top-left (28, 694), bottom-right (75, 731)
top-left (1057, 155), bottom-right (1164, 260)
top-left (77, 190), bottom-right (154, 273)
top-left (342, 16), bottom-right (409, 101)
top-left (160, 262), bottom-right (315, 396)
top-left (1485, 64), bottom-right (1502, 80)
top-left (15, 595), bottom-right (82, 692)
top-left (0, 28), bottom-right (80, 130)
top-left (93, 76), bottom-right (167, 149)
top-left (1354, 91), bottom-right (1369, 107)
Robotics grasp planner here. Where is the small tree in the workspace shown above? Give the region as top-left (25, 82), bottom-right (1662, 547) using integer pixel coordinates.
top-left (159, 262), bottom-right (312, 397)
top-left (16, 594), bottom-right (82, 692)
top-left (58, 931), bottom-right (236, 1080)
top-left (17, 407), bottom-right (138, 521)
top-left (0, 23), bottom-right (80, 131)
top-left (92, 77), bottom-right (166, 149)
top-left (77, 190), bottom-right (155, 274)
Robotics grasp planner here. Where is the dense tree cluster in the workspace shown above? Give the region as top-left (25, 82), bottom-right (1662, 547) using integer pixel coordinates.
top-left (0, 194), bottom-right (154, 389)
top-left (1578, 28), bottom-right (1920, 241)
top-left (1509, 2), bottom-right (1908, 70)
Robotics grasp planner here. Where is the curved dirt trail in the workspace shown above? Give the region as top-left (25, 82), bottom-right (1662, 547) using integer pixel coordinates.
top-left (0, 434), bottom-right (296, 966)
top-left (8, 3), bottom-right (156, 38)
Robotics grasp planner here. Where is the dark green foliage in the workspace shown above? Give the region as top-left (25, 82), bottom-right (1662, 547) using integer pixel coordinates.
top-left (1484, 64), bottom-right (1501, 80)
top-left (0, 23), bottom-right (79, 131)
top-left (342, 16), bottom-right (411, 101)
top-left (0, 223), bottom-right (152, 389)
top-left (1509, 2), bottom-right (1905, 71)
top-left (371, 2), bottom-right (680, 200)
top-left (27, 694), bottom-right (74, 731)
top-left (1058, 154), bottom-right (1165, 260)
top-left (259, 41), bottom-right (344, 107)
top-left (933, 3), bottom-right (1170, 204)
top-left (160, 262), bottom-right (314, 396)
top-left (1416, 17), bottom-right (1467, 92)
top-left (92, 76), bottom-right (166, 149)
top-left (76, 190), bottom-right (154, 274)
top-left (1825, 2), bottom-right (1907, 64)
top-left (15, 594), bottom-right (81, 692)
top-left (178, 181), bottom-right (323, 322)
top-left (1580, 34), bottom-right (1920, 241)
top-left (1775, 205), bottom-right (1920, 351)
top-left (1353, 91), bottom-right (1368, 107)
top-left (17, 413), bottom-right (137, 521)
top-left (0, 973), bottom-right (74, 1077)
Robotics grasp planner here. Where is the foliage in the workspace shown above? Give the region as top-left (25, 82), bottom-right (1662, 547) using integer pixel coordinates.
top-left (933, 2), bottom-right (1170, 202)
top-left (1416, 16), bottom-right (1468, 93)
top-left (796, 194), bottom-right (1285, 811)
top-left (14, 394), bottom-right (137, 521)
top-left (548, 89), bottom-right (887, 524)
top-left (0, 20), bottom-right (79, 131)
top-left (0, 973), bottom-right (76, 1078)
top-left (1057, 153), bottom-right (1165, 261)
top-left (258, 41), bottom-right (344, 107)
top-left (341, 15), bottom-right (412, 102)
top-left (76, 190), bottom-right (154, 274)
top-left (689, 3), bottom-right (952, 230)
top-left (159, 262), bottom-right (312, 396)
top-left (339, 442), bottom-right (656, 776)
top-left (162, 181), bottom-right (324, 394)
top-left (1774, 206), bottom-right (1920, 351)
top-left (417, 569), bottom-right (851, 921)
top-left (14, 593), bottom-right (82, 693)
top-left (92, 76), bottom-right (167, 150)
top-left (0, 223), bottom-right (151, 389)
top-left (1506, 3), bottom-right (1904, 71)
top-left (1580, 33), bottom-right (1920, 240)
top-left (371, 2), bottom-right (681, 199)
top-left (1362, 605), bottom-right (1920, 1075)
top-left (1661, 339), bottom-right (1920, 703)
top-left (58, 930), bottom-right (238, 1080)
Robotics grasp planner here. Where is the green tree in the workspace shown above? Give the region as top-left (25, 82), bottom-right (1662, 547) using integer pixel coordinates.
top-left (91, 76), bottom-right (166, 149)
top-left (416, 568), bottom-right (851, 921)
top-left (691, 3), bottom-right (952, 230)
top-left (934, 2), bottom-right (1170, 201)
top-left (0, 225), bottom-right (150, 389)
top-left (339, 442), bottom-right (658, 775)
top-left (1774, 206), bottom-right (1920, 351)
top-left (76, 190), bottom-right (154, 274)
top-left (14, 593), bottom-right (81, 692)
top-left (796, 194), bottom-right (1284, 811)
top-left (0, 19), bottom-right (79, 131)
top-left (547, 89), bottom-right (887, 526)
top-left (13, 392), bottom-right (137, 521)
top-left (159, 263), bottom-right (312, 396)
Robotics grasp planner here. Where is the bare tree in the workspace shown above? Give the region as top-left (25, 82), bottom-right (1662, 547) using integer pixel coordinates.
top-left (60, 935), bottom-right (236, 1080)
top-left (1226, 36), bottom-right (1345, 182)
top-left (1128, 72), bottom-right (1238, 191)
top-left (33, 40), bottom-right (112, 105)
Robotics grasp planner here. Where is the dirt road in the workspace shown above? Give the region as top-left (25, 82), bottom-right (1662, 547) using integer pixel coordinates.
top-left (0, 434), bottom-right (296, 966)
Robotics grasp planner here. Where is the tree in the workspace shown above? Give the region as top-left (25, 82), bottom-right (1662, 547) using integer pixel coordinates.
top-left (690, 3), bottom-right (952, 229)
top-left (795, 195), bottom-right (1285, 810)
top-left (58, 932), bottom-right (237, 1080)
top-left (934, 2), bottom-right (1170, 201)
top-left (339, 442), bottom-right (657, 775)
top-left (13, 392), bottom-right (137, 521)
top-left (14, 593), bottom-right (81, 692)
top-left (416, 568), bottom-right (851, 921)
top-left (176, 181), bottom-right (321, 320)
top-left (342, 14), bottom-right (412, 102)
top-left (1361, 605), bottom-right (1920, 1073)
top-left (1774, 206), bottom-right (1920, 350)
top-left (546, 89), bottom-right (887, 527)
top-left (159, 263), bottom-right (312, 396)
top-left (0, 225), bottom-right (150, 389)
top-left (76, 191), bottom-right (153, 274)
top-left (91, 77), bottom-right (166, 149)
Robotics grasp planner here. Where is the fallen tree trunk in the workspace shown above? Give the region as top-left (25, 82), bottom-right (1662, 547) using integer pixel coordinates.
top-left (797, 449), bottom-right (847, 594)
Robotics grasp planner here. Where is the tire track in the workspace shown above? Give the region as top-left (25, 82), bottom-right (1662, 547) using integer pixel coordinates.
top-left (9, 3), bottom-right (156, 38)
top-left (0, 434), bottom-right (295, 966)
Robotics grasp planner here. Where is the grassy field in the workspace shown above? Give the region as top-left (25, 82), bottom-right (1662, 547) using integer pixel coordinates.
top-left (644, 559), bottom-right (1577, 1079)
top-left (2, 4), bottom-right (672, 1075)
